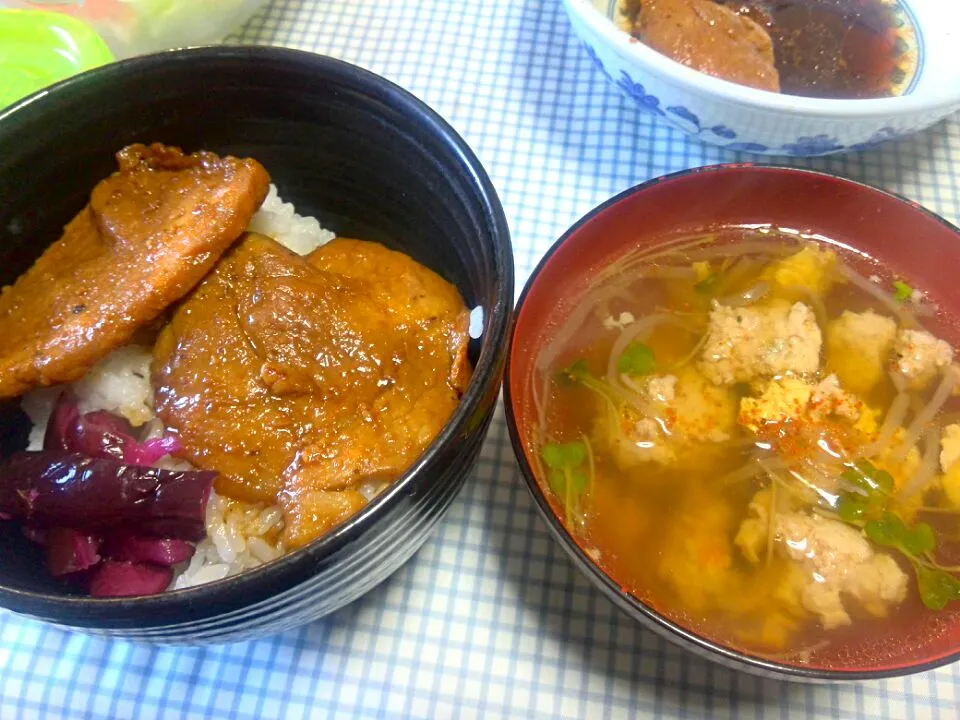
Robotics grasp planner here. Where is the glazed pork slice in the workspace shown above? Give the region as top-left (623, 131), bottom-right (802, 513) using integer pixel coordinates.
top-left (636, 0), bottom-right (781, 92)
top-left (153, 235), bottom-right (471, 549)
top-left (0, 143), bottom-right (270, 398)
top-left (306, 238), bottom-right (472, 394)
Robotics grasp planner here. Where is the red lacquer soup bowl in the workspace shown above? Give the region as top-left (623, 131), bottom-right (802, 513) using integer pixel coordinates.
top-left (504, 165), bottom-right (960, 682)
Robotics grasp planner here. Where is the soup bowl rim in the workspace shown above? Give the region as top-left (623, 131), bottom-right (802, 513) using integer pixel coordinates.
top-left (504, 162), bottom-right (960, 681)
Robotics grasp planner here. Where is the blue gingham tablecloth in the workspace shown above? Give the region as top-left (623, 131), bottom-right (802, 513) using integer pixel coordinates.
top-left (2, 1), bottom-right (960, 718)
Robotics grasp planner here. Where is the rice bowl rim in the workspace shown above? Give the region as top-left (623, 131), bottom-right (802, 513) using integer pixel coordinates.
top-left (0, 46), bottom-right (513, 616)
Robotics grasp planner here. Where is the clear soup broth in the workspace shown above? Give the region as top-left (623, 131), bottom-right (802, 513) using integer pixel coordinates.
top-left (532, 227), bottom-right (960, 667)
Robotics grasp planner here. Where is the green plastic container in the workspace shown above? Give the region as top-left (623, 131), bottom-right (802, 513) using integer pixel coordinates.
top-left (0, 9), bottom-right (114, 110)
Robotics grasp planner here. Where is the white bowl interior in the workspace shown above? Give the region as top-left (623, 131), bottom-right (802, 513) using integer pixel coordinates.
top-left (575, 0), bottom-right (960, 112)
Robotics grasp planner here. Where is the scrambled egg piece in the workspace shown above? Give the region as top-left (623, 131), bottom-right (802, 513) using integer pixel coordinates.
top-left (870, 427), bottom-right (922, 498)
top-left (664, 488), bottom-right (810, 649)
top-left (699, 301), bottom-right (822, 385)
top-left (737, 506), bottom-right (909, 629)
top-left (671, 366), bottom-right (738, 441)
top-left (658, 495), bottom-right (738, 614)
top-left (692, 260), bottom-right (712, 283)
top-left (762, 245), bottom-right (839, 300)
top-left (825, 309), bottom-right (897, 396)
top-left (941, 424), bottom-right (960, 507)
top-left (739, 376), bottom-right (815, 432)
top-left (734, 488), bottom-right (774, 564)
top-left (598, 367), bottom-right (737, 468)
top-left (894, 329), bottom-right (953, 390)
top-left (738, 374), bottom-right (864, 433)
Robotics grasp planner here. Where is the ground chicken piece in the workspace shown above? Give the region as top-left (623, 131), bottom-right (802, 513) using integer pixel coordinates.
top-left (799, 581), bottom-right (851, 631)
top-left (738, 374), bottom-right (862, 433)
top-left (646, 374), bottom-right (677, 404)
top-left (699, 301), bottom-right (822, 385)
top-left (775, 513), bottom-right (908, 629)
top-left (825, 310), bottom-right (897, 396)
top-left (808, 375), bottom-right (863, 423)
top-left (598, 367), bottom-right (735, 468)
top-left (762, 245), bottom-right (838, 300)
top-left (893, 329), bottom-right (953, 390)
top-left (603, 311), bottom-right (635, 331)
top-left (845, 554), bottom-right (911, 619)
top-left (942, 424), bottom-right (960, 473)
top-left (603, 411), bottom-right (676, 467)
top-left (940, 424), bottom-right (960, 507)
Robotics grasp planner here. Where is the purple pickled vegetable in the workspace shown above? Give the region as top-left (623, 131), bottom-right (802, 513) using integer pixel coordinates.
top-left (89, 561), bottom-right (173, 597)
top-left (44, 393), bottom-right (182, 465)
top-left (42, 392), bottom-right (82, 453)
top-left (132, 435), bottom-right (182, 465)
top-left (21, 525), bottom-right (46, 544)
top-left (104, 534), bottom-right (194, 566)
top-left (0, 451), bottom-right (215, 541)
top-left (44, 527), bottom-right (101, 577)
top-left (45, 394), bottom-right (131, 459)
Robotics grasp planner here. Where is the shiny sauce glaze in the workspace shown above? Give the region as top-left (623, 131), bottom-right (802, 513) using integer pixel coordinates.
top-left (722, 0), bottom-right (916, 98)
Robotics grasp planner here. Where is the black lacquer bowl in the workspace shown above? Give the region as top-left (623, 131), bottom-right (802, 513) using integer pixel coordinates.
top-left (0, 46), bottom-right (513, 643)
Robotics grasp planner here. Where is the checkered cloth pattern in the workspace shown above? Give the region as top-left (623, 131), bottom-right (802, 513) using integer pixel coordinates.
top-left (2, 1), bottom-right (959, 717)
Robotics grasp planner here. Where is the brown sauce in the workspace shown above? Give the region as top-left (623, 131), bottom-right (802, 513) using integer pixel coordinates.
top-left (722, 0), bottom-right (915, 98)
top-left (622, 0), bottom-right (918, 98)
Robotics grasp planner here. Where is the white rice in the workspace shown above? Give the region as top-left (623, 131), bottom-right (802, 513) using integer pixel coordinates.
top-left (20, 186), bottom-right (333, 590)
top-left (247, 184), bottom-right (335, 256)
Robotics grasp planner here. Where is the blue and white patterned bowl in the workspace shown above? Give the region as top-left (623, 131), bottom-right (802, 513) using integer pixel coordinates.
top-left (562, 0), bottom-right (960, 156)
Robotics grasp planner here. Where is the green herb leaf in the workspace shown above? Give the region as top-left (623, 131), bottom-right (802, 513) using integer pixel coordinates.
top-left (873, 469), bottom-right (895, 493)
top-left (541, 441), bottom-right (587, 470)
top-left (842, 459), bottom-right (894, 495)
top-left (893, 280), bottom-right (913, 302)
top-left (916, 565), bottom-right (960, 611)
top-left (837, 472), bottom-right (958, 612)
top-left (616, 342), bottom-right (656, 376)
top-left (865, 512), bottom-right (937, 556)
top-left (547, 468), bottom-right (566, 497)
top-left (865, 512), bottom-right (906, 548)
top-left (557, 359), bottom-right (591, 385)
top-left (694, 272), bottom-right (720, 294)
top-left (904, 522), bottom-right (936, 556)
top-left (840, 467), bottom-right (873, 493)
top-left (567, 467), bottom-right (589, 495)
top-left (547, 465), bottom-right (589, 510)
top-left (836, 494), bottom-right (869, 524)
